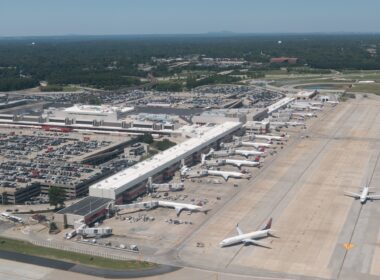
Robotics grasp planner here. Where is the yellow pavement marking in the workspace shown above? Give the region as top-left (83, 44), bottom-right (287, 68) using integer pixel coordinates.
top-left (343, 243), bottom-right (354, 250)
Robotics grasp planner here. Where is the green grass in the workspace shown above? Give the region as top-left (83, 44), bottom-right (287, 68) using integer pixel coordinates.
top-left (0, 236), bottom-right (156, 270)
top-left (347, 84), bottom-right (380, 95)
top-left (339, 92), bottom-right (356, 102)
top-left (62, 85), bottom-right (82, 92)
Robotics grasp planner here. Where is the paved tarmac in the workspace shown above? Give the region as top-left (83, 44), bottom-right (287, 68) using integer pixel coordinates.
top-left (2, 95), bottom-right (380, 280)
top-left (174, 95), bottom-right (380, 279)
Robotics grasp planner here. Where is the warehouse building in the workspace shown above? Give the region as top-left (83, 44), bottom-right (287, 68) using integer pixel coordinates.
top-left (54, 196), bottom-right (113, 228)
top-left (89, 122), bottom-right (242, 203)
top-left (46, 104), bottom-right (134, 122)
top-left (192, 108), bottom-right (267, 125)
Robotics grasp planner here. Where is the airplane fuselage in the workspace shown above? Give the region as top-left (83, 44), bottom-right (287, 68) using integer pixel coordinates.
top-left (220, 230), bottom-right (269, 247)
top-left (207, 169), bottom-right (251, 180)
top-left (234, 149), bottom-right (264, 157)
top-left (241, 141), bottom-right (272, 149)
top-left (360, 187), bottom-right (369, 203)
top-left (225, 159), bottom-right (260, 168)
top-left (254, 135), bottom-right (284, 142)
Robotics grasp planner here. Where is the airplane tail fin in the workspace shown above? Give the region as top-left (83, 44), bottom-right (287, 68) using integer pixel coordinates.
top-left (255, 156), bottom-right (261, 162)
top-left (202, 208), bottom-right (211, 215)
top-left (201, 154), bottom-right (206, 165)
top-left (236, 224), bottom-right (244, 235)
top-left (262, 218), bottom-right (272, 230)
top-left (260, 147), bottom-right (266, 152)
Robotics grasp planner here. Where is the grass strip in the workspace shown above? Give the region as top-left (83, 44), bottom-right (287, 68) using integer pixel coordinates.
top-left (0, 236), bottom-right (156, 270)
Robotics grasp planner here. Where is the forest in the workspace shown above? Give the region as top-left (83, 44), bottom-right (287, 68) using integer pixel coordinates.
top-left (0, 34), bottom-right (379, 91)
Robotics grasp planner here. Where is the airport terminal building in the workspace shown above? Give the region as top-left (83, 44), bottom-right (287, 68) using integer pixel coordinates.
top-left (89, 122), bottom-right (242, 203)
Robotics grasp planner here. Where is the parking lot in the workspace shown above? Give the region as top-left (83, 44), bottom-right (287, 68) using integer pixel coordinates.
top-left (0, 128), bottom-right (131, 203)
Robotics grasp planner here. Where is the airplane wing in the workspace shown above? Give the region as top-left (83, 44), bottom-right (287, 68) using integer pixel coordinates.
top-left (368, 195), bottom-right (380, 200)
top-left (175, 206), bottom-right (183, 216)
top-left (222, 174), bottom-right (229, 181)
top-left (344, 191), bottom-right (360, 198)
top-left (242, 239), bottom-right (271, 248)
top-left (236, 224), bottom-right (244, 235)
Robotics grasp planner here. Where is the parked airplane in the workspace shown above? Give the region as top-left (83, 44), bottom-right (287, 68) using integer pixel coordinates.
top-left (157, 201), bottom-right (210, 216)
top-left (184, 168), bottom-right (251, 181)
top-left (220, 218), bottom-right (274, 247)
top-left (344, 186), bottom-right (380, 204)
top-left (292, 112), bottom-right (316, 118)
top-left (327, 100), bottom-right (339, 106)
top-left (206, 169), bottom-right (251, 181)
top-left (234, 149), bottom-right (264, 158)
top-left (240, 141), bottom-right (272, 149)
top-left (201, 154), bottom-right (260, 169)
top-left (254, 134), bottom-right (284, 142)
top-left (225, 158), bottom-right (260, 168)
top-left (269, 121), bottom-right (305, 128)
top-left (115, 200), bottom-right (210, 216)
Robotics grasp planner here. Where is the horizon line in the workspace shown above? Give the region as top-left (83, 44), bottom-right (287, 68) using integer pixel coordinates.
top-left (1, 31), bottom-right (380, 39)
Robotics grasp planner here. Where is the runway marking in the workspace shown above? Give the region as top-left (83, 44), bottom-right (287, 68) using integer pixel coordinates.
top-left (222, 105), bottom-right (349, 270)
top-left (343, 243), bottom-right (354, 250)
top-left (336, 150), bottom-right (380, 279)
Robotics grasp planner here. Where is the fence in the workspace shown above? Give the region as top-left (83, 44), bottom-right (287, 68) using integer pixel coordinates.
top-left (31, 239), bottom-right (136, 261)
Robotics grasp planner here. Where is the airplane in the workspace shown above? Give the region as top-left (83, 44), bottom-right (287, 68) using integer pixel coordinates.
top-left (292, 112), bottom-right (316, 118)
top-left (157, 201), bottom-right (210, 216)
top-left (225, 158), bottom-right (260, 168)
top-left (253, 134), bottom-right (284, 142)
top-left (240, 141), bottom-right (272, 149)
top-left (220, 218), bottom-right (274, 247)
top-left (180, 165), bottom-right (192, 176)
top-left (344, 186), bottom-right (380, 204)
top-left (309, 106), bottom-right (323, 111)
top-left (269, 121), bottom-right (305, 128)
top-left (234, 149), bottom-right (264, 158)
top-left (326, 100), bottom-right (339, 106)
top-left (206, 169), bottom-right (251, 181)
top-left (201, 154), bottom-right (260, 169)
top-left (184, 168), bottom-right (251, 181)
top-left (115, 200), bottom-right (210, 216)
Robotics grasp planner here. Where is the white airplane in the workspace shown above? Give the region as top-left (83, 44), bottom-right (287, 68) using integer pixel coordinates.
top-left (225, 158), bottom-right (260, 168)
top-left (240, 141), bottom-right (272, 149)
top-left (292, 112), bottom-right (316, 118)
top-left (344, 186), bottom-right (380, 204)
top-left (234, 149), bottom-right (264, 158)
top-left (327, 100), bottom-right (339, 105)
top-left (220, 218), bottom-right (274, 247)
top-left (206, 169), bottom-right (251, 181)
top-left (269, 121), bottom-right (305, 128)
top-left (180, 165), bottom-right (192, 176)
top-left (115, 200), bottom-right (210, 216)
top-left (254, 134), bottom-right (284, 142)
top-left (185, 169), bottom-right (251, 181)
top-left (201, 154), bottom-right (260, 169)
top-left (309, 106), bottom-right (323, 111)
top-left (157, 201), bottom-right (210, 216)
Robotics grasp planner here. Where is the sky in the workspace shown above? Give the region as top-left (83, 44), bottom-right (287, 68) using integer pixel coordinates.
top-left (0, 0), bottom-right (380, 36)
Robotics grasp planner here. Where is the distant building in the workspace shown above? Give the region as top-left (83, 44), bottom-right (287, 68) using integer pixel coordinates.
top-left (54, 196), bottom-right (113, 228)
top-left (192, 108), bottom-right (267, 125)
top-left (45, 104), bottom-right (134, 123)
top-left (270, 57), bottom-right (299, 64)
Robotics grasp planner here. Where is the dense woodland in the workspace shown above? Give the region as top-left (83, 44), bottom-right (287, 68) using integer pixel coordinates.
top-left (0, 34), bottom-right (379, 91)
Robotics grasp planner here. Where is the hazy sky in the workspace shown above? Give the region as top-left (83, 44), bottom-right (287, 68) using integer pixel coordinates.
top-left (1, 0), bottom-right (380, 36)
